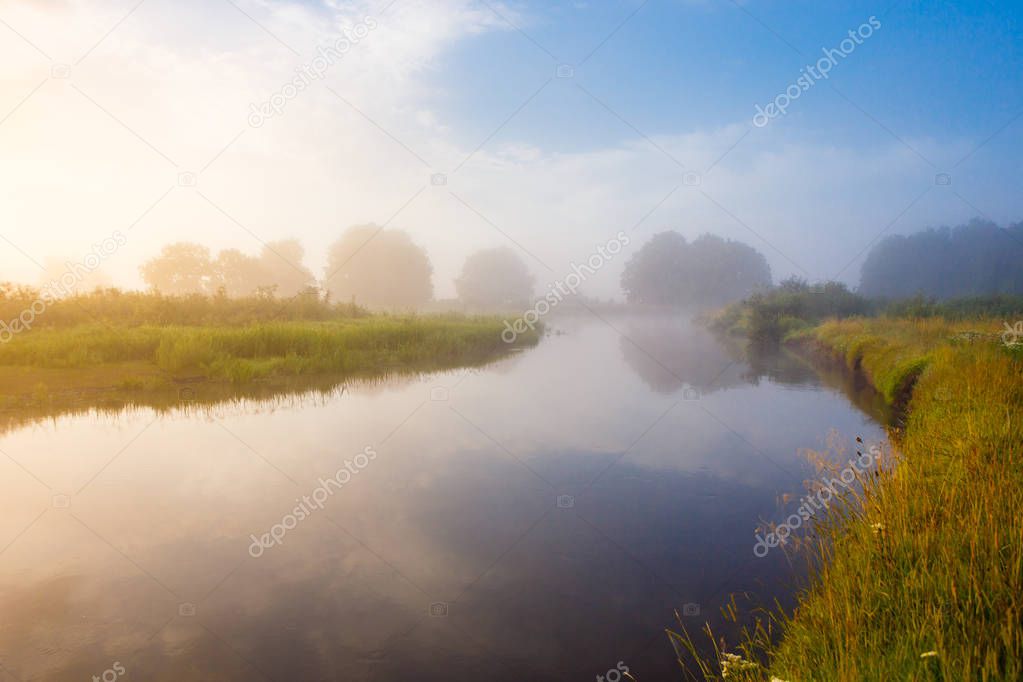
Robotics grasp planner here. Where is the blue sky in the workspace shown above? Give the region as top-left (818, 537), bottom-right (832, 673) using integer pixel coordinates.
top-left (438, 1), bottom-right (1023, 155)
top-left (2, 0), bottom-right (1021, 295)
top-left (408, 0), bottom-right (1023, 290)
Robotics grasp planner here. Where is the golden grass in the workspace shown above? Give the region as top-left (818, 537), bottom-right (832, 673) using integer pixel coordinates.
top-left (769, 318), bottom-right (1022, 680)
top-left (0, 316), bottom-right (538, 397)
top-left (675, 317), bottom-right (1023, 681)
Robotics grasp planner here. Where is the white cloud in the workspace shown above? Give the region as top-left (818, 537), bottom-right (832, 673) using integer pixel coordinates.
top-left (0, 0), bottom-right (998, 298)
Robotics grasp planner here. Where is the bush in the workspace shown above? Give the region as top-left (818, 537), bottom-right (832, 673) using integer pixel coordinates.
top-left (714, 279), bottom-right (873, 344)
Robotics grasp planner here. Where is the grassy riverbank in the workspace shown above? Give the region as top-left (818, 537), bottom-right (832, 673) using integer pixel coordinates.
top-left (0, 316), bottom-right (534, 378)
top-left (707, 280), bottom-right (1023, 346)
top-left (0, 288), bottom-right (538, 402)
top-left (772, 318), bottom-right (1022, 681)
top-left (684, 314), bottom-right (1023, 680)
top-left (0, 316), bottom-right (536, 396)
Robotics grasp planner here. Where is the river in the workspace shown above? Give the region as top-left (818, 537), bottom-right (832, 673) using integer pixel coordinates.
top-left (0, 314), bottom-right (887, 681)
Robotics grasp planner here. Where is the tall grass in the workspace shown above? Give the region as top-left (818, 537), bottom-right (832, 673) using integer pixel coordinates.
top-left (0, 317), bottom-right (537, 383)
top-left (678, 317), bottom-right (1023, 680)
top-left (0, 285), bottom-right (365, 329)
top-left (0, 290), bottom-right (540, 429)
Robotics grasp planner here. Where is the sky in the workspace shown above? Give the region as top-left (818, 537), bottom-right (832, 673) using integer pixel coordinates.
top-left (1, 0), bottom-right (1021, 298)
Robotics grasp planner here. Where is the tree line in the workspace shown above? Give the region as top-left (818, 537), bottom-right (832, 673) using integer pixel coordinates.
top-left (138, 216), bottom-right (1023, 310)
top-left (141, 227), bottom-right (772, 311)
top-left (858, 218), bottom-right (1023, 299)
top-left (140, 226), bottom-right (537, 310)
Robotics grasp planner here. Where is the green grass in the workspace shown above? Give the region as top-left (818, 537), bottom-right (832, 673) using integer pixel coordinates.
top-left (0, 317), bottom-right (537, 383)
top-left (679, 317), bottom-right (1023, 681)
top-left (0, 289), bottom-right (541, 434)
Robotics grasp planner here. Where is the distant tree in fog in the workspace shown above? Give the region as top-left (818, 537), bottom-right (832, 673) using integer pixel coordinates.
top-left (455, 247), bottom-right (534, 308)
top-left (140, 242), bottom-right (213, 294)
top-left (143, 240), bottom-right (316, 298)
top-left (776, 275), bottom-right (812, 293)
top-left (323, 225), bottom-right (433, 309)
top-left (621, 231), bottom-right (687, 306)
top-left (621, 232), bottom-right (771, 307)
top-left (259, 240), bottom-right (315, 297)
top-left (212, 249), bottom-right (265, 297)
top-left (859, 219), bottom-right (1023, 299)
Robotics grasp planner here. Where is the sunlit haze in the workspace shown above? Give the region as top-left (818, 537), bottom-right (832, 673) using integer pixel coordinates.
top-left (3, 0), bottom-right (1021, 297)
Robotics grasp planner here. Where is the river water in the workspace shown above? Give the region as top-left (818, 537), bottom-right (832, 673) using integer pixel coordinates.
top-left (0, 314), bottom-right (886, 681)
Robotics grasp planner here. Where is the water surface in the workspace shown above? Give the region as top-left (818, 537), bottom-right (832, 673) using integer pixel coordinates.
top-left (0, 315), bottom-right (886, 681)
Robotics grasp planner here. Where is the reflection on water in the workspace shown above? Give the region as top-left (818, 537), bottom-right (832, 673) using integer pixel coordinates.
top-left (0, 350), bottom-right (532, 440)
top-left (0, 315), bottom-right (886, 681)
top-left (619, 315), bottom-right (751, 394)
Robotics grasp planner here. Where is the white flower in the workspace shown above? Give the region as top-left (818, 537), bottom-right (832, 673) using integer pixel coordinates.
top-left (720, 652), bottom-right (758, 678)
top-left (871, 522), bottom-right (884, 535)
top-left (920, 650), bottom-right (938, 658)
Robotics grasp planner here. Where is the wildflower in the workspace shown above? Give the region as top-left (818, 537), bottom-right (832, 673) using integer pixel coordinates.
top-left (920, 650), bottom-right (938, 658)
top-left (720, 652), bottom-right (758, 678)
top-left (770, 677), bottom-right (792, 682)
top-left (871, 522), bottom-right (884, 535)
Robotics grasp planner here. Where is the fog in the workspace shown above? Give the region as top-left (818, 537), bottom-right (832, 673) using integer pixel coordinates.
top-left (2, 0), bottom-right (1021, 300)
top-left (1, 4), bottom-right (1021, 679)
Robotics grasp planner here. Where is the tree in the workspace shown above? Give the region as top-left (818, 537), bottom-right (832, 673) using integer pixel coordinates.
top-left (212, 249), bottom-right (267, 297)
top-left (323, 225), bottom-right (433, 309)
top-left (621, 231), bottom-right (688, 306)
top-left (142, 240), bottom-right (317, 299)
top-left (140, 242), bottom-right (213, 295)
top-left (621, 232), bottom-right (771, 308)
top-left (859, 219), bottom-right (1023, 299)
top-left (684, 234), bottom-right (773, 306)
top-left (776, 275), bottom-right (810, 293)
top-left (259, 239), bottom-right (315, 297)
top-left (455, 247), bottom-right (534, 308)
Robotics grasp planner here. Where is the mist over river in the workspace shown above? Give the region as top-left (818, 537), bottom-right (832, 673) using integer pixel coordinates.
top-left (0, 314), bottom-right (886, 681)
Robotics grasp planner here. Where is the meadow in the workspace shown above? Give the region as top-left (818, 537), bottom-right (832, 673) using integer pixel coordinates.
top-left (0, 288), bottom-right (538, 413)
top-left (679, 314), bottom-right (1023, 681)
